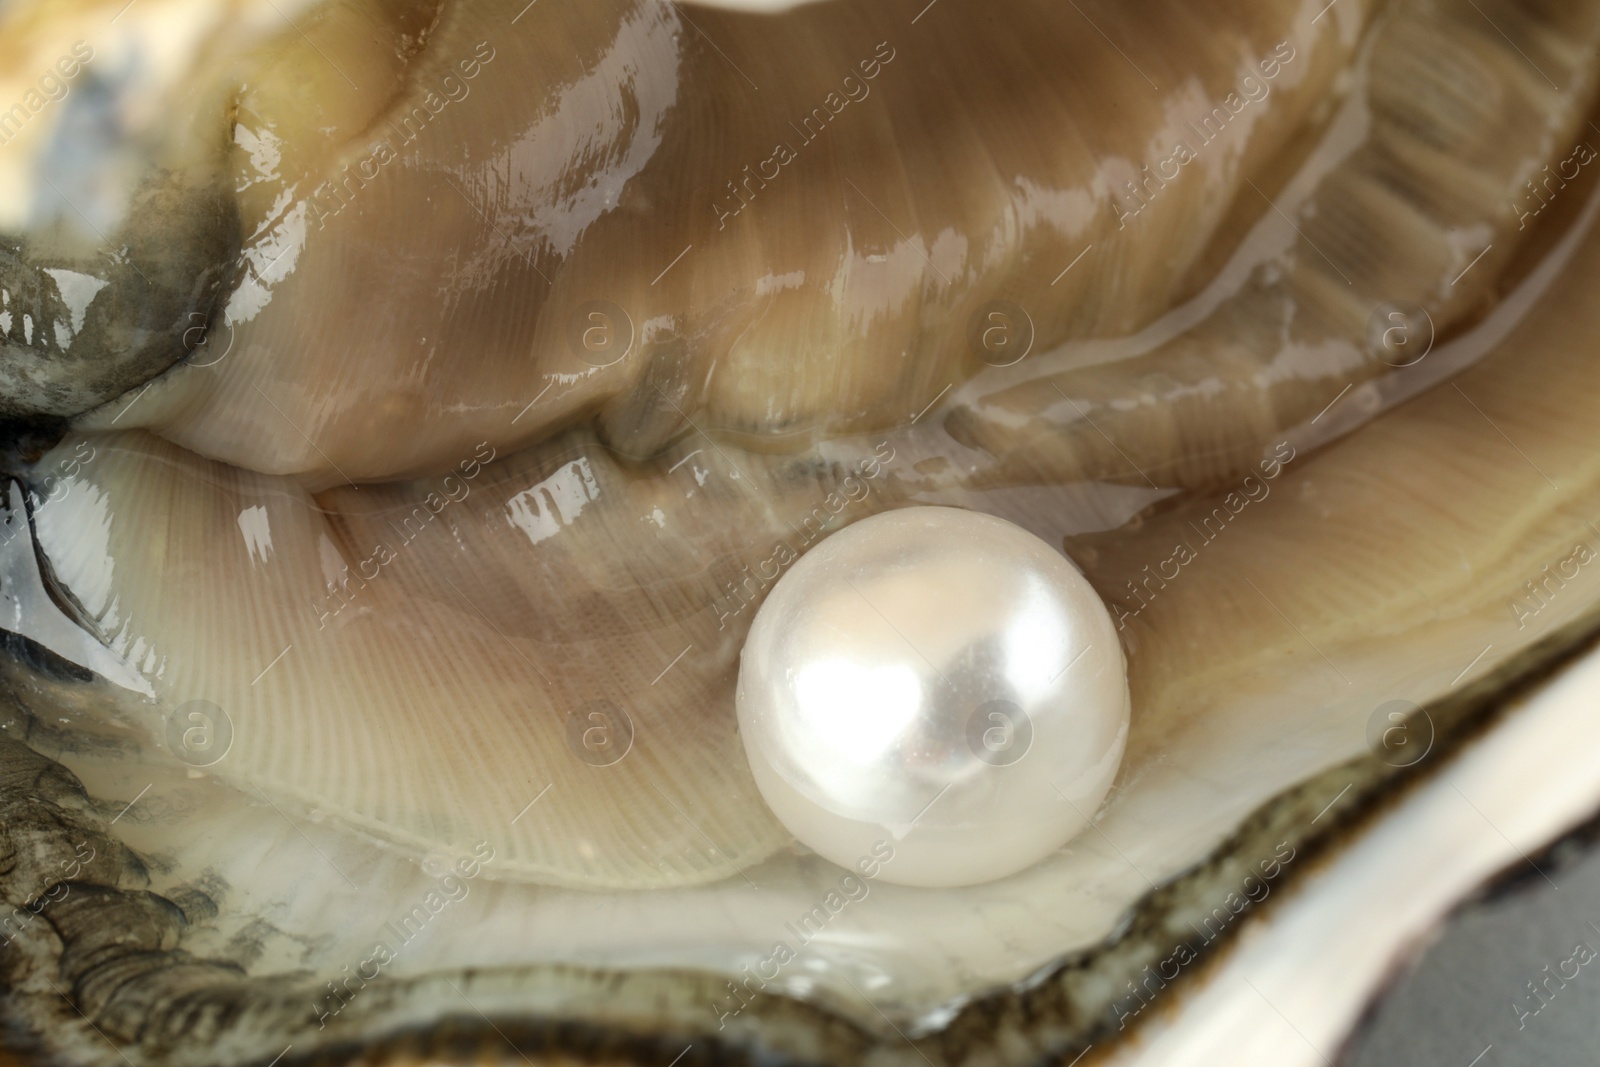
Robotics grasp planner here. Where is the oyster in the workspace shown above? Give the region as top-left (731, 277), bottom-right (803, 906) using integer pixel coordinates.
top-left (4, 0), bottom-right (1600, 1063)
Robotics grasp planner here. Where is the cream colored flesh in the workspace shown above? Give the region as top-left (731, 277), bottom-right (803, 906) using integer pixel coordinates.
top-left (7, 0), bottom-right (1600, 1062)
top-left (14, 160), bottom-right (1600, 1066)
top-left (29, 167), bottom-right (1600, 899)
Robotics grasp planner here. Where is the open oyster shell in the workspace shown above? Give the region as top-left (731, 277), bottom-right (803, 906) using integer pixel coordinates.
top-left (4, 0), bottom-right (1600, 1063)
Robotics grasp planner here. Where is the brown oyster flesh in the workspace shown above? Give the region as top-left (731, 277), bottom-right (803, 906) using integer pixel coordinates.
top-left (81, 0), bottom-right (1367, 486)
top-left (9, 0), bottom-right (1600, 1062)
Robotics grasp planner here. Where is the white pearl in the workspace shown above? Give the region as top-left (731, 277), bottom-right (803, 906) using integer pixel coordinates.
top-left (737, 506), bottom-right (1129, 888)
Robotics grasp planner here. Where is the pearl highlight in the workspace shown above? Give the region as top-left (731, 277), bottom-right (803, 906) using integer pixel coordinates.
top-left (736, 506), bottom-right (1129, 888)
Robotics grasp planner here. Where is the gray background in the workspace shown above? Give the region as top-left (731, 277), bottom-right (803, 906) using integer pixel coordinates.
top-left (1343, 830), bottom-right (1600, 1067)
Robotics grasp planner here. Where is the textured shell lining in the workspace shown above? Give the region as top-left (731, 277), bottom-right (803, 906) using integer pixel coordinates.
top-left (3, 594), bottom-right (1600, 1067)
top-left (5, 0), bottom-right (1600, 1058)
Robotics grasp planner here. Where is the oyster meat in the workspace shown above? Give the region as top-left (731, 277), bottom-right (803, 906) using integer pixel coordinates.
top-left (4, 0), bottom-right (1600, 1064)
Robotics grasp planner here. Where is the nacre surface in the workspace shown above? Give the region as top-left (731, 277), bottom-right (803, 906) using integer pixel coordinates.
top-left (4, 0), bottom-right (1600, 1064)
